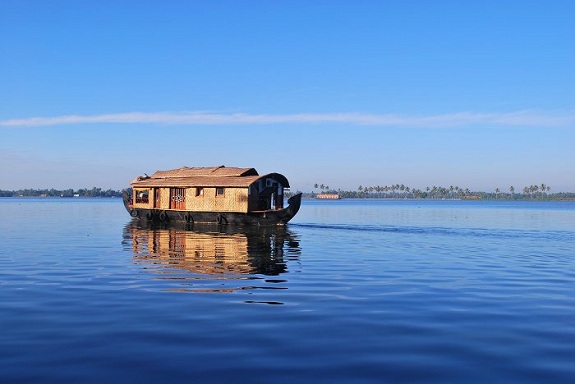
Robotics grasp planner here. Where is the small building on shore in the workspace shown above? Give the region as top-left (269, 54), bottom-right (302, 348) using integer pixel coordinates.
top-left (315, 193), bottom-right (341, 200)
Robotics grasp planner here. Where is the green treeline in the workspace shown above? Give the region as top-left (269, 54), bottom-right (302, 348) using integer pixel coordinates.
top-left (3, 184), bottom-right (574, 200)
top-left (0, 187), bottom-right (123, 198)
top-left (304, 183), bottom-right (575, 200)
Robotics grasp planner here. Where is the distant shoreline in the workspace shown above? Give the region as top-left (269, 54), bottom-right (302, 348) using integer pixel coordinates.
top-left (2, 195), bottom-right (574, 202)
top-left (0, 188), bottom-right (123, 198)
top-left (2, 187), bottom-right (574, 201)
top-left (297, 185), bottom-right (575, 201)
top-left (299, 196), bottom-right (575, 202)
top-left (0, 196), bottom-right (119, 198)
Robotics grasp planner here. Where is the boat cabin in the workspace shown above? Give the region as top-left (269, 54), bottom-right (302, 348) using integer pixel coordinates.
top-left (129, 165), bottom-right (289, 213)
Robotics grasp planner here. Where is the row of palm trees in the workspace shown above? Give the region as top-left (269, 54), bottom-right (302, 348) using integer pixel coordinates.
top-left (312, 183), bottom-right (558, 199)
top-left (357, 184), bottom-right (470, 199)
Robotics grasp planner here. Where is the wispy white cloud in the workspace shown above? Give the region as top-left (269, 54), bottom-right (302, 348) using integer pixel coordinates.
top-left (0, 111), bottom-right (573, 127)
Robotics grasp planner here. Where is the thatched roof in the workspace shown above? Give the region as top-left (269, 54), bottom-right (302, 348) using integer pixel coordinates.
top-left (130, 165), bottom-right (289, 188)
top-left (151, 166), bottom-right (258, 179)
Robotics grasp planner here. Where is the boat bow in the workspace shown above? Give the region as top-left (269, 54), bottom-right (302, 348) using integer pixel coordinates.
top-left (282, 193), bottom-right (302, 223)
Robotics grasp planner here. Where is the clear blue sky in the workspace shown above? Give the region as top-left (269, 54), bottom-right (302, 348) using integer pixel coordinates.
top-left (1, 1), bottom-right (574, 192)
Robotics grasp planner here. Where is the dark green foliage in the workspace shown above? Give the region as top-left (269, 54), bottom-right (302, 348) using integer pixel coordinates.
top-left (0, 188), bottom-right (124, 198)
top-left (289, 183), bottom-right (575, 200)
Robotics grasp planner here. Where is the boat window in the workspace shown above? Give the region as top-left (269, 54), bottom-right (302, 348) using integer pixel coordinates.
top-left (135, 189), bottom-right (149, 204)
top-left (196, 187), bottom-right (204, 197)
top-left (216, 187), bottom-right (225, 196)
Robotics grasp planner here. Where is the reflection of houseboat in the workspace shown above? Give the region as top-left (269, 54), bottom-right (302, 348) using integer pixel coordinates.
top-left (123, 165), bottom-right (302, 225)
top-left (123, 220), bottom-right (300, 276)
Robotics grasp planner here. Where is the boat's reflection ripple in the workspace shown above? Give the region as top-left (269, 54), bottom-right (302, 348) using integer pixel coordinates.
top-left (122, 219), bottom-right (301, 296)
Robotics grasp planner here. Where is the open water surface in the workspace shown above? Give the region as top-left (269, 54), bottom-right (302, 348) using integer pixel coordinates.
top-left (1, 198), bottom-right (574, 383)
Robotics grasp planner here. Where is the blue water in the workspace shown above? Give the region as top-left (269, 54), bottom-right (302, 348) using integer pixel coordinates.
top-left (1, 198), bottom-right (574, 383)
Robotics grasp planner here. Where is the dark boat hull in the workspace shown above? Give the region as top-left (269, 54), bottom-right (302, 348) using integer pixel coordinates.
top-left (123, 191), bottom-right (302, 226)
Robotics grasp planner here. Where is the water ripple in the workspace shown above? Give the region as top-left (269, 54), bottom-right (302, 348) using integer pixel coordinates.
top-left (292, 222), bottom-right (574, 242)
top-left (1, 198), bottom-right (574, 383)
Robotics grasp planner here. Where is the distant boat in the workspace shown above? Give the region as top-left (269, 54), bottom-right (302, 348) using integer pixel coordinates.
top-left (315, 193), bottom-right (340, 200)
top-left (123, 165), bottom-right (302, 225)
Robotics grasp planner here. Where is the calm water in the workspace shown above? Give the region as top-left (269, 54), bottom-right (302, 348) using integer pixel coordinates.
top-left (1, 198), bottom-right (574, 383)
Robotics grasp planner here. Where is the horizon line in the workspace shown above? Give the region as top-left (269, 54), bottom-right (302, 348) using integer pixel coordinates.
top-left (1, 110), bottom-right (574, 128)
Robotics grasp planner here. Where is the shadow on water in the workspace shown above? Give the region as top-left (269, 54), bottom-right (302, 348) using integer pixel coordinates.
top-left (122, 220), bottom-right (301, 297)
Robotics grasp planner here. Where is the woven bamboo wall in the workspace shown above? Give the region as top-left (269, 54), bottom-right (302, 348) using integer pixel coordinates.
top-left (134, 187), bottom-right (250, 212)
top-left (185, 187), bottom-right (249, 212)
top-left (159, 188), bottom-right (170, 209)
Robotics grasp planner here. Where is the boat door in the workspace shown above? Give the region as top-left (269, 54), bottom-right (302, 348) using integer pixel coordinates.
top-left (170, 188), bottom-right (186, 210)
top-left (154, 188), bottom-right (160, 208)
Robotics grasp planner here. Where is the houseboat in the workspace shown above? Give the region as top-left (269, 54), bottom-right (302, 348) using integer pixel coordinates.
top-left (122, 165), bottom-right (302, 225)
